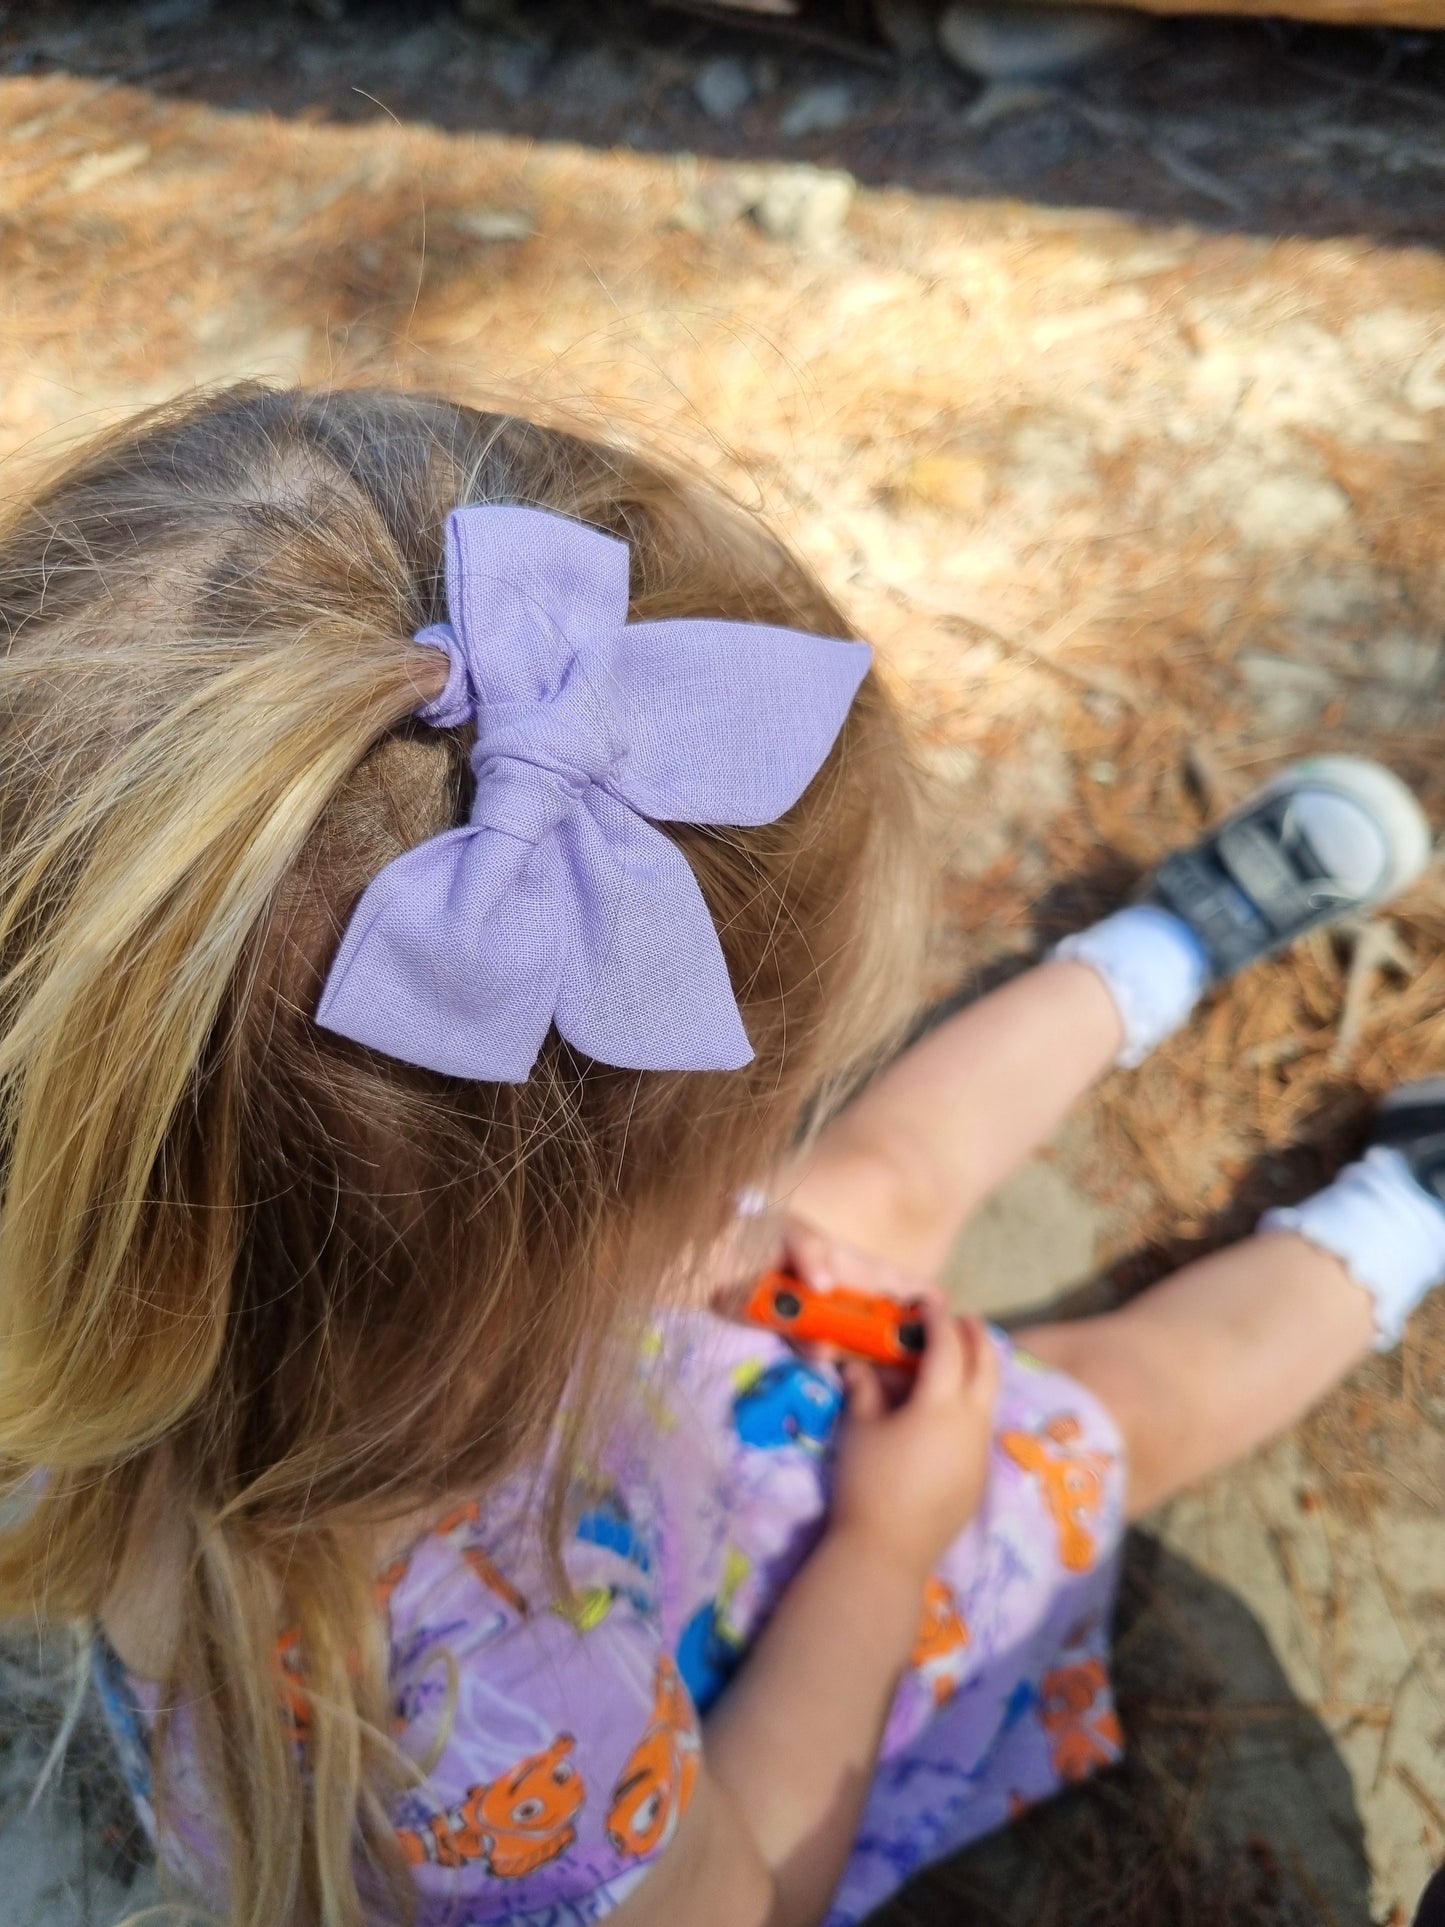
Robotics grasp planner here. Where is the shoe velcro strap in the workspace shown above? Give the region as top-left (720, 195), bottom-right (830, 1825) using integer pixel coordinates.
top-left (1152, 846), bottom-right (1271, 977)
top-left (1214, 819), bottom-right (1318, 936)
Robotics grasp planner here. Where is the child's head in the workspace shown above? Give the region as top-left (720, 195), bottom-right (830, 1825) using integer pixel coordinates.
top-left (0, 386), bottom-right (924, 1917)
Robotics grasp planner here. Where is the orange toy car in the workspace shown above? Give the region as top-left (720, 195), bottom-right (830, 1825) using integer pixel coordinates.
top-left (742, 1269), bottom-right (926, 1368)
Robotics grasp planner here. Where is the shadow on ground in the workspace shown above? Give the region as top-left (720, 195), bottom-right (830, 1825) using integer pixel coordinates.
top-left (885, 1533), bottom-right (1374, 1927)
top-left (7, 0), bottom-right (1445, 248)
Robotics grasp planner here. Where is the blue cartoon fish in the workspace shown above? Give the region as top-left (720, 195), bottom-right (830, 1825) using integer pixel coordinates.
top-left (732, 1358), bottom-right (843, 1453)
top-left (676, 1550), bottom-right (752, 1712)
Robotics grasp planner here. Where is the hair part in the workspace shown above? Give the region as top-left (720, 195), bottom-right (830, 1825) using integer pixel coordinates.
top-left (0, 385), bottom-right (927, 1925)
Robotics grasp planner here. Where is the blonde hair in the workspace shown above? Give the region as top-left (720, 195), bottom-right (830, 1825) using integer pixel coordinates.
top-left (0, 386), bottom-right (927, 1924)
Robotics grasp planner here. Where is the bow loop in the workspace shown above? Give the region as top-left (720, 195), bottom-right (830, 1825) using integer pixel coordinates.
top-left (316, 504), bottom-right (871, 1081)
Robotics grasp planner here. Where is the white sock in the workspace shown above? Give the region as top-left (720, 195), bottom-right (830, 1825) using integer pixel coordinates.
top-left (1052, 904), bottom-right (1210, 1068)
top-left (1260, 1146), bottom-right (1445, 1350)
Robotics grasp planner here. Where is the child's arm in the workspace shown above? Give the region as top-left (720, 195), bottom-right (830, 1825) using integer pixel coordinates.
top-left (608, 1535), bottom-right (927, 1927)
top-left (612, 1302), bottom-right (998, 1927)
top-left (779, 960), bottom-right (1123, 1277)
top-left (701, 1518), bottom-right (944, 1916)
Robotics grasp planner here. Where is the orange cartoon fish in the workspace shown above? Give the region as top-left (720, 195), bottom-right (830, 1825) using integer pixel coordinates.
top-left (432, 1501), bottom-right (528, 1617)
top-left (398, 1734), bottom-right (583, 1877)
top-left (273, 1557), bottom-right (413, 1752)
top-left (375, 1555), bottom-right (409, 1619)
top-left (910, 1575), bottom-right (971, 1707)
top-left (273, 1627), bottom-right (312, 1750)
top-left (606, 1655), bottom-right (701, 1860)
top-left (1000, 1414), bottom-right (1113, 1573)
top-left (1038, 1658), bottom-right (1122, 1782)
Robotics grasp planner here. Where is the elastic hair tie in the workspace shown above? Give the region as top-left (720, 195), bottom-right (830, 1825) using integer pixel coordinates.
top-left (315, 504), bottom-right (871, 1081)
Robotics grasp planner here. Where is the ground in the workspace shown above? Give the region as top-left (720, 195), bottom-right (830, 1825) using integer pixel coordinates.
top-left (1, 2), bottom-right (1443, 1923)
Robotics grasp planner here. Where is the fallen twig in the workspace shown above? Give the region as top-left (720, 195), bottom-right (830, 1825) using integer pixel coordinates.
top-left (1332, 919), bottom-right (1413, 1069)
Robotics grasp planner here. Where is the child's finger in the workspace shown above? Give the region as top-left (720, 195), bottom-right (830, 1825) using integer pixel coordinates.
top-left (781, 1220), bottom-right (838, 1294)
top-left (842, 1359), bottom-right (886, 1422)
top-left (910, 1294), bottom-right (967, 1405)
top-left (956, 1315), bottom-right (1001, 1411)
top-left (796, 1339), bottom-right (843, 1369)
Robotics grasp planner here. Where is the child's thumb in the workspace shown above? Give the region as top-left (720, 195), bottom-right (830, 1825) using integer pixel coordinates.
top-left (843, 1360), bottom-right (886, 1422)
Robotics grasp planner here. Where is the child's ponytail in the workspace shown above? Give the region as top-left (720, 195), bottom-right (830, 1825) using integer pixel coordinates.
top-left (0, 628), bottom-right (427, 1480)
top-left (0, 451), bottom-right (438, 1918)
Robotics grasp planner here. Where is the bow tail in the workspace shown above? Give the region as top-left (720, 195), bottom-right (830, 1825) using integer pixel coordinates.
top-left (553, 793), bottom-right (754, 1075)
top-left (315, 826), bottom-right (563, 1082)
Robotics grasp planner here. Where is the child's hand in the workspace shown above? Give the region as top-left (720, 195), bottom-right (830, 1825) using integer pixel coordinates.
top-left (829, 1294), bottom-right (1000, 1582)
top-left (706, 1206), bottom-right (931, 1324)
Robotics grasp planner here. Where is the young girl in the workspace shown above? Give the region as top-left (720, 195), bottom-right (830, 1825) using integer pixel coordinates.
top-left (2, 386), bottom-right (1442, 1927)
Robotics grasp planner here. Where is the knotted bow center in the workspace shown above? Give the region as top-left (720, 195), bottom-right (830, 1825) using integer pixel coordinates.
top-left (467, 650), bottom-right (624, 846)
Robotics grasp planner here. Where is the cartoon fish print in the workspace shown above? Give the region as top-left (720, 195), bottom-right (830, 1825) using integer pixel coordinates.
top-left (732, 1358), bottom-right (843, 1453)
top-left (274, 1628), bottom-right (312, 1750)
top-left (398, 1734), bottom-right (583, 1877)
top-left (554, 1489), bottom-right (657, 1630)
top-left (1000, 1413), bottom-right (1113, 1572)
top-left (375, 1555), bottom-right (409, 1620)
top-left (606, 1655), bottom-right (701, 1860)
top-left (675, 1548), bottom-right (752, 1713)
top-left (273, 1554), bottom-right (410, 1752)
top-left (432, 1501), bottom-right (528, 1616)
top-left (575, 1491), bottom-right (655, 1576)
top-left (555, 1584), bottom-right (619, 1632)
top-left (1038, 1658), bottom-right (1122, 1782)
top-left (909, 1574), bottom-right (971, 1708)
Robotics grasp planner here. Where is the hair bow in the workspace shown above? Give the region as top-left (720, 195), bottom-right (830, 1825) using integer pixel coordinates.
top-left (315, 504), bottom-right (871, 1081)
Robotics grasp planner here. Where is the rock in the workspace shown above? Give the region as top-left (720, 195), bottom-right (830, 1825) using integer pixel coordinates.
top-left (142, 0), bottom-right (214, 25)
top-left (1232, 474), bottom-right (1351, 547)
top-left (1372, 630), bottom-right (1443, 688)
top-left (454, 207), bottom-right (536, 243)
top-left (553, 45), bottom-right (638, 115)
top-left (956, 79), bottom-right (1054, 131)
top-left (695, 55), bottom-right (754, 121)
top-left (670, 172), bottom-right (753, 234)
top-left (779, 80), bottom-right (856, 139)
top-left (390, 27), bottom-right (458, 78)
top-left (485, 37), bottom-right (544, 102)
top-left (937, 3), bottom-right (1146, 82)
top-left (874, 0), bottom-right (937, 62)
top-left (1346, 630), bottom-right (1445, 724)
top-left (752, 166), bottom-right (855, 248)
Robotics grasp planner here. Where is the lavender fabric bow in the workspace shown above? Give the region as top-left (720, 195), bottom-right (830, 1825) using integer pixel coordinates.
top-left (315, 505), bottom-right (871, 1080)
